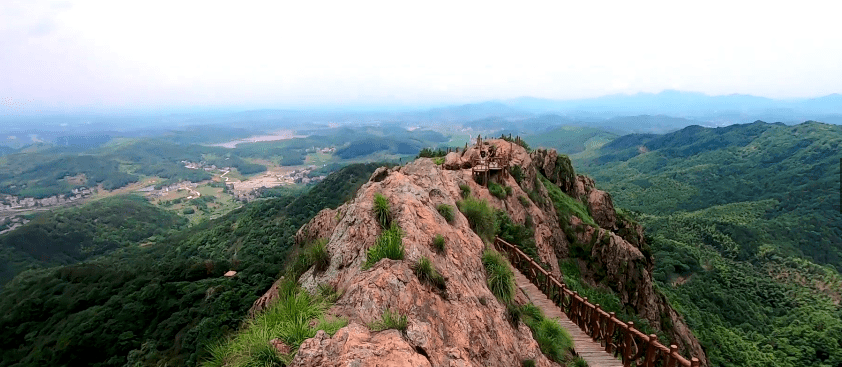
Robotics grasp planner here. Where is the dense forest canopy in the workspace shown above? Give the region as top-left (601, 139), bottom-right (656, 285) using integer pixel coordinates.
top-left (0, 163), bottom-right (384, 367)
top-left (574, 121), bottom-right (842, 366)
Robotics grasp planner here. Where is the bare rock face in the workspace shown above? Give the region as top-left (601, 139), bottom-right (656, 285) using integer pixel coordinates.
top-left (443, 152), bottom-right (463, 170)
top-left (568, 216), bottom-right (706, 361)
top-left (250, 277), bottom-right (286, 317)
top-left (529, 149), bottom-right (576, 194)
top-left (586, 188), bottom-right (617, 230)
top-left (270, 338), bottom-right (292, 355)
top-left (295, 208), bottom-right (340, 248)
top-left (369, 166), bottom-right (391, 182)
top-left (293, 324), bottom-right (431, 367)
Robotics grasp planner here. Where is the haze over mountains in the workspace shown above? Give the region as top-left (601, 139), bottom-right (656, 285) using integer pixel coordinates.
top-left (2, 91), bottom-right (840, 147)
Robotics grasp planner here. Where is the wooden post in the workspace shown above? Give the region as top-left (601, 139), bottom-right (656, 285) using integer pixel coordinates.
top-left (544, 275), bottom-right (551, 295)
top-left (691, 358), bottom-right (700, 367)
top-left (593, 304), bottom-right (602, 342)
top-left (581, 297), bottom-right (589, 331)
top-left (666, 345), bottom-right (679, 367)
top-left (623, 322), bottom-right (634, 367)
top-left (605, 312), bottom-right (616, 354)
top-left (645, 334), bottom-right (658, 367)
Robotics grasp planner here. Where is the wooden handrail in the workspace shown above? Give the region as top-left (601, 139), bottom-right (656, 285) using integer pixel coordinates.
top-left (494, 237), bottom-right (701, 367)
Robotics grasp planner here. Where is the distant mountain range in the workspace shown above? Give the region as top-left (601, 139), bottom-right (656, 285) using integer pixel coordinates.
top-left (1, 91), bottom-right (839, 138)
top-left (384, 91), bottom-right (841, 127)
top-left (503, 90), bottom-right (842, 118)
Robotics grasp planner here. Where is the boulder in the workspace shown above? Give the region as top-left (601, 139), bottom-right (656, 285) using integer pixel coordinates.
top-left (442, 152), bottom-right (462, 170)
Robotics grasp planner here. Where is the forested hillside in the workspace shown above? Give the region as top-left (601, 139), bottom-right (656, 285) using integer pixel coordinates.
top-left (0, 195), bottom-right (187, 287)
top-left (0, 163), bottom-right (383, 367)
top-left (524, 125), bottom-right (617, 154)
top-left (573, 121), bottom-right (842, 366)
top-left (0, 125), bottom-right (446, 199)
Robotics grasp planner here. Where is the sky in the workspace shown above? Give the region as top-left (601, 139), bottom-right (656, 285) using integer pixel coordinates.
top-left (1, 0), bottom-right (840, 113)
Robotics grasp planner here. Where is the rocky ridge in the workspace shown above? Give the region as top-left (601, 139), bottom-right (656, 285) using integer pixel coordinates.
top-left (257, 139), bottom-right (707, 366)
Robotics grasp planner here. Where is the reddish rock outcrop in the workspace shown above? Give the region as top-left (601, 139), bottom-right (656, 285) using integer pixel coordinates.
top-left (443, 152), bottom-right (463, 170)
top-left (256, 141), bottom-right (707, 366)
top-left (250, 277), bottom-right (286, 317)
top-left (293, 324), bottom-right (430, 367)
top-left (290, 158), bottom-right (558, 366)
top-left (270, 338), bottom-right (292, 355)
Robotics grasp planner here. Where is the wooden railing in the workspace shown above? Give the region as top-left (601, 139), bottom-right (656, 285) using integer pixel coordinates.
top-left (494, 237), bottom-right (701, 367)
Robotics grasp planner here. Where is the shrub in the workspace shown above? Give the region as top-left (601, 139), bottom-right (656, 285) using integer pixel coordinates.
top-left (488, 182), bottom-right (508, 200)
top-left (533, 318), bottom-right (573, 363)
top-left (457, 197), bottom-right (498, 243)
top-left (511, 165), bottom-right (525, 184)
top-left (433, 157), bottom-right (445, 165)
top-left (308, 238), bottom-right (330, 272)
top-left (540, 175), bottom-right (596, 226)
top-left (459, 184), bottom-right (471, 198)
top-left (368, 308), bottom-right (408, 332)
top-left (497, 210), bottom-right (542, 267)
top-left (507, 301), bottom-right (523, 326)
top-left (574, 357), bottom-right (589, 367)
top-left (482, 249), bottom-right (515, 303)
top-left (522, 360), bottom-right (536, 367)
top-left (363, 224), bottom-right (404, 270)
top-left (519, 302), bottom-right (575, 364)
top-left (286, 250), bottom-right (313, 280)
top-left (203, 281), bottom-right (347, 367)
top-left (373, 193), bottom-right (391, 228)
top-left (505, 186), bottom-right (513, 196)
top-left (436, 204), bottom-right (455, 223)
top-left (432, 234), bottom-right (446, 253)
top-left (182, 207), bottom-right (195, 214)
top-left (414, 256), bottom-right (446, 291)
top-left (417, 148), bottom-right (448, 158)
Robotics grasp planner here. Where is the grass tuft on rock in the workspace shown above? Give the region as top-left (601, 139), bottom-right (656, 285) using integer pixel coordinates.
top-left (436, 203), bottom-right (455, 223)
top-left (459, 184), bottom-right (471, 198)
top-left (518, 195), bottom-right (531, 207)
top-left (363, 224), bottom-right (404, 270)
top-left (307, 238), bottom-right (330, 273)
top-left (432, 234), bottom-right (446, 253)
top-left (518, 302), bottom-right (575, 364)
top-left (414, 256), bottom-right (446, 291)
top-left (489, 182), bottom-right (509, 200)
top-left (373, 193), bottom-right (391, 228)
top-left (481, 248), bottom-right (515, 303)
top-left (457, 197), bottom-right (498, 243)
top-left (202, 279), bottom-right (347, 367)
top-left (368, 308), bottom-right (408, 332)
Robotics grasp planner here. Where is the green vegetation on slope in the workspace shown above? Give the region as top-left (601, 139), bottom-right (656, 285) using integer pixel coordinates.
top-left (457, 196), bottom-right (499, 243)
top-left (574, 121), bottom-right (842, 367)
top-left (0, 195), bottom-right (187, 287)
top-left (203, 279), bottom-right (347, 367)
top-left (518, 303), bottom-right (575, 364)
top-left (481, 248), bottom-right (515, 303)
top-left (539, 175), bottom-right (596, 227)
top-left (363, 224), bottom-right (405, 270)
top-left (0, 163), bottom-right (382, 367)
top-left (525, 125), bottom-right (618, 154)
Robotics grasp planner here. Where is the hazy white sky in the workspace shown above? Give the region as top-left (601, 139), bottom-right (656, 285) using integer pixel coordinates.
top-left (1, 0), bottom-right (840, 112)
